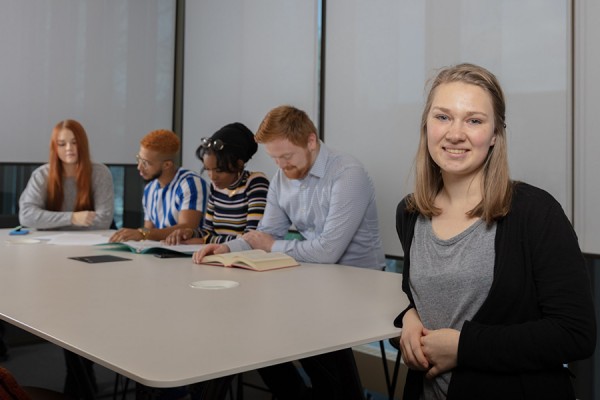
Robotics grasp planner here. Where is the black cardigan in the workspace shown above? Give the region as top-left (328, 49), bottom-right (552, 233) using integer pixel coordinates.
top-left (395, 182), bottom-right (596, 400)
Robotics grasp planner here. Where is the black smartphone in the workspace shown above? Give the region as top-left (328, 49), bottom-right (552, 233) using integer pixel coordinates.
top-left (153, 252), bottom-right (190, 259)
top-left (69, 255), bottom-right (131, 263)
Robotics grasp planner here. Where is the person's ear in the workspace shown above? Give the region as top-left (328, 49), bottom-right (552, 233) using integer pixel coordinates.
top-left (307, 132), bottom-right (318, 151)
top-left (162, 159), bottom-right (173, 169)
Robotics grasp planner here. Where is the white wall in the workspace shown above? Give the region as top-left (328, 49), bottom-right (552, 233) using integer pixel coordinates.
top-left (575, 0), bottom-right (600, 254)
top-left (325, 0), bottom-right (571, 256)
top-left (0, 0), bottom-right (176, 164)
top-left (182, 0), bottom-right (320, 180)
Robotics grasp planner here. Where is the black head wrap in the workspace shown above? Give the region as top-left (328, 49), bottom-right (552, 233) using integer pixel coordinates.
top-left (195, 123), bottom-right (258, 173)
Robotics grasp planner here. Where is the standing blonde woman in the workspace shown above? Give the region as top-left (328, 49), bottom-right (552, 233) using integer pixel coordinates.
top-left (395, 63), bottom-right (595, 399)
top-left (19, 119), bottom-right (114, 230)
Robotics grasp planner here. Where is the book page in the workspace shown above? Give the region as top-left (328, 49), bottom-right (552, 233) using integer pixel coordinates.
top-left (201, 249), bottom-right (267, 266)
top-left (36, 233), bottom-right (111, 246)
top-left (233, 251), bottom-right (291, 261)
top-left (202, 249), bottom-right (297, 270)
top-left (231, 251), bottom-right (298, 270)
top-left (118, 240), bottom-right (160, 253)
top-left (160, 243), bottom-right (204, 254)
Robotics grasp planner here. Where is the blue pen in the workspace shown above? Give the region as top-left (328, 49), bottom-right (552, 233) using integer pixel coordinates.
top-left (9, 225), bottom-right (30, 235)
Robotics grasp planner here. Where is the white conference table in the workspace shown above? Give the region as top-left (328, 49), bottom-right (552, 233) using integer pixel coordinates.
top-left (0, 230), bottom-right (406, 388)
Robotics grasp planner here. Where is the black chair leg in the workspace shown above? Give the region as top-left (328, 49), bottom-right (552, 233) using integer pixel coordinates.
top-left (235, 372), bottom-right (276, 400)
top-left (112, 375), bottom-right (119, 400)
top-left (113, 374), bottom-right (131, 400)
top-left (236, 373), bottom-right (244, 400)
top-left (63, 349), bottom-right (96, 400)
top-left (380, 339), bottom-right (402, 400)
top-left (388, 348), bottom-right (402, 399)
top-left (379, 340), bottom-right (392, 399)
top-left (196, 375), bottom-right (236, 399)
top-left (0, 322), bottom-right (8, 361)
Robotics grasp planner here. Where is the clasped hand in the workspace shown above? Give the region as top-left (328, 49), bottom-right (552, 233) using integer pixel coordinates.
top-left (399, 308), bottom-right (459, 379)
top-left (71, 211), bottom-right (96, 227)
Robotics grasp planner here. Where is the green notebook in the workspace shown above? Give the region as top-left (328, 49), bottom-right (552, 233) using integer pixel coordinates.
top-left (98, 240), bottom-right (202, 256)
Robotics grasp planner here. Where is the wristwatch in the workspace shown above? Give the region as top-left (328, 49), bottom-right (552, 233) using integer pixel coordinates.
top-left (138, 227), bottom-right (150, 240)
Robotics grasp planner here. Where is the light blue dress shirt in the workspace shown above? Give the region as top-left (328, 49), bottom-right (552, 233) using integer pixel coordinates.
top-left (227, 144), bottom-right (385, 269)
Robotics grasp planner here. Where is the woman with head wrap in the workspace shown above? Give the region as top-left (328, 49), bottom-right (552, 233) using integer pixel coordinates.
top-left (164, 122), bottom-right (270, 245)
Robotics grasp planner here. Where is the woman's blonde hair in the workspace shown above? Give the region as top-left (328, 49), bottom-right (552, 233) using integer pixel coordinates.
top-left (407, 63), bottom-right (513, 224)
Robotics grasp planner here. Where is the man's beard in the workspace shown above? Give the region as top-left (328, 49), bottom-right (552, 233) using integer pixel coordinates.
top-left (282, 167), bottom-right (309, 180)
top-left (144, 169), bottom-right (163, 183)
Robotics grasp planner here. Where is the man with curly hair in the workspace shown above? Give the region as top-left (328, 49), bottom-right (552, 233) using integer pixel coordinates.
top-left (110, 129), bottom-right (208, 242)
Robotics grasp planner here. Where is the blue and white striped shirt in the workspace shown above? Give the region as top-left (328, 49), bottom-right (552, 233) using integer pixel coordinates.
top-left (142, 168), bottom-right (208, 229)
top-left (227, 144), bottom-right (385, 269)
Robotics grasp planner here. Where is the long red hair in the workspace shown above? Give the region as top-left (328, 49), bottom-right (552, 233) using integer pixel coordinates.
top-left (46, 120), bottom-right (94, 212)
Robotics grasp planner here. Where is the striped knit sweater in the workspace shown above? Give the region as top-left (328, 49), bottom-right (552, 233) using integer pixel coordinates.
top-left (200, 170), bottom-right (270, 243)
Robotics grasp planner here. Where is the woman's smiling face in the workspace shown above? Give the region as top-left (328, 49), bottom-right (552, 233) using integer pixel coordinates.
top-left (426, 81), bottom-right (497, 180)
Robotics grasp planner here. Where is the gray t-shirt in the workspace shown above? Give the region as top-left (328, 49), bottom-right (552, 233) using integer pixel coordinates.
top-left (18, 163), bottom-right (114, 230)
top-left (410, 215), bottom-right (496, 399)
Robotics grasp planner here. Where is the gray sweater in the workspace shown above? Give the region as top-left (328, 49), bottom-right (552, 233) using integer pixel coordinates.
top-left (18, 163), bottom-right (114, 230)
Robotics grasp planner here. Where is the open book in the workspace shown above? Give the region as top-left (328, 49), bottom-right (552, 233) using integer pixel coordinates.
top-left (201, 249), bottom-right (299, 271)
top-left (98, 240), bottom-right (203, 256)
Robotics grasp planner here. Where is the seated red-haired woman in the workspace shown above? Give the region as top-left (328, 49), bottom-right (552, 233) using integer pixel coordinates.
top-left (18, 119), bottom-right (114, 230)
